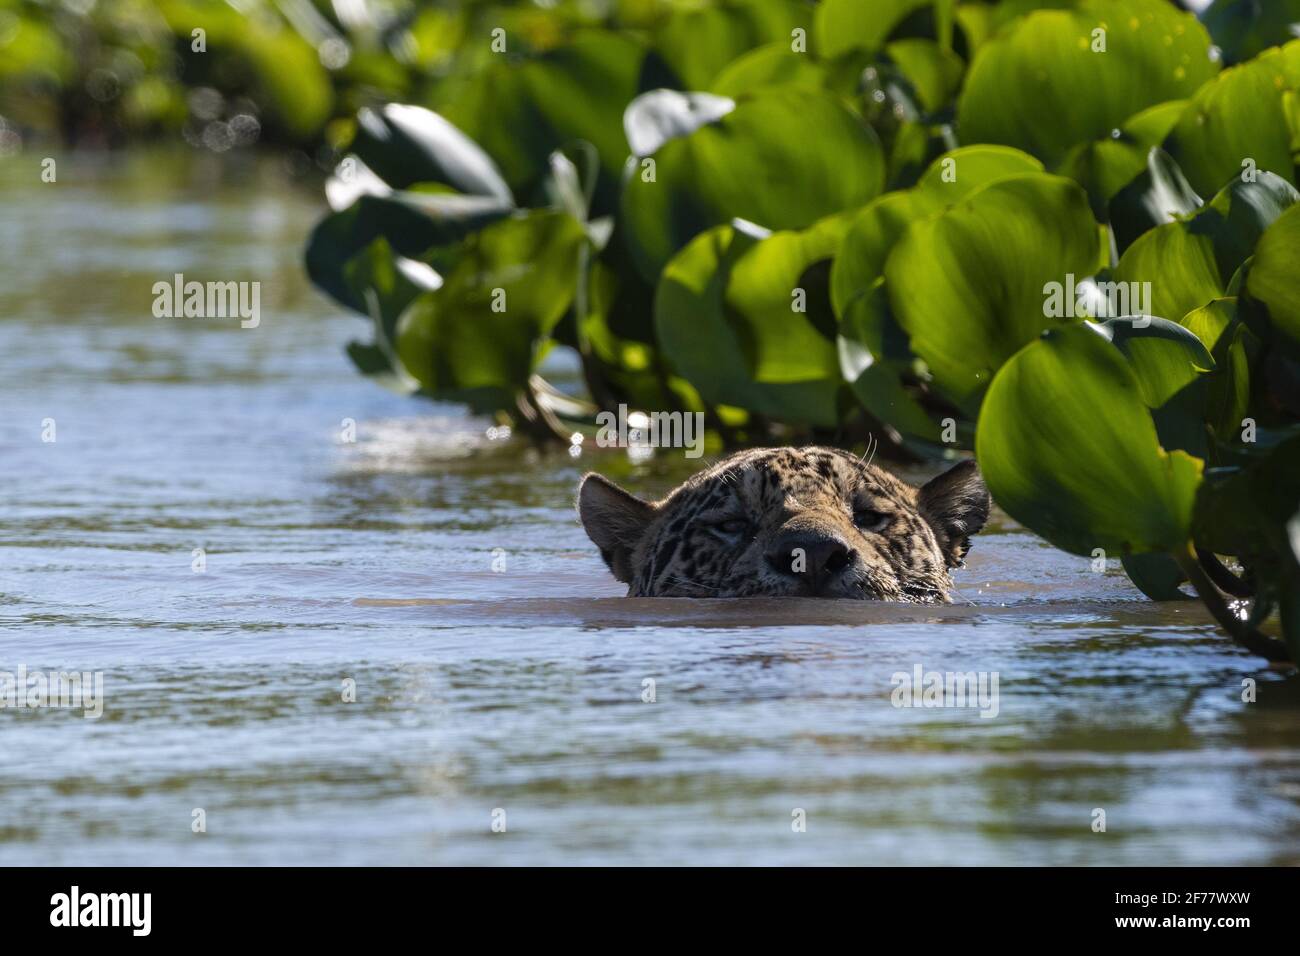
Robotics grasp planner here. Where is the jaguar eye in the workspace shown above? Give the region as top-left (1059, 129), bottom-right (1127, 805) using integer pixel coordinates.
top-left (853, 508), bottom-right (887, 533)
top-left (714, 517), bottom-right (750, 536)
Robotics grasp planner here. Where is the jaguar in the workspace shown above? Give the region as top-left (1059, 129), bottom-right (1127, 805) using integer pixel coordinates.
top-left (577, 445), bottom-right (990, 602)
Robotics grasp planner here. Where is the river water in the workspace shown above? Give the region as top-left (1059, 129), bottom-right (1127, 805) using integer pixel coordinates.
top-left (1, 152), bottom-right (1297, 865)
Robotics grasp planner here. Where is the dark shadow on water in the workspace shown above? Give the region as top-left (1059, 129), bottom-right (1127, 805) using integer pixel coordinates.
top-left (351, 594), bottom-right (1222, 631)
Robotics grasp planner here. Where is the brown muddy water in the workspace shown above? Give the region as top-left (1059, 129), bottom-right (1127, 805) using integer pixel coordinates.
top-left (1, 152), bottom-right (1298, 865)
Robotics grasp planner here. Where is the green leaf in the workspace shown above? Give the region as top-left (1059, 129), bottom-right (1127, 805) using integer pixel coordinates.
top-left (653, 0), bottom-right (811, 89)
top-left (1202, 0), bottom-right (1300, 66)
top-left (829, 148), bottom-right (1045, 440)
top-left (711, 42), bottom-right (828, 98)
top-left (1112, 219), bottom-right (1222, 323)
top-left (339, 241), bottom-right (433, 392)
top-left (1194, 435), bottom-right (1300, 558)
top-left (1180, 298), bottom-right (1256, 442)
top-left (815, 0), bottom-right (934, 59)
top-left (1057, 101), bottom-right (1189, 221)
top-left (957, 0), bottom-right (1217, 167)
top-left (437, 30), bottom-right (645, 215)
top-left (913, 144), bottom-right (1046, 202)
top-left (351, 104), bottom-right (513, 201)
top-left (1123, 99), bottom-right (1191, 145)
top-left (1162, 40), bottom-right (1300, 196)
top-left (831, 191), bottom-right (934, 348)
top-left (1112, 171), bottom-right (1299, 322)
top-left (579, 260), bottom-right (690, 413)
top-left (838, 342), bottom-right (944, 442)
top-left (884, 39), bottom-right (965, 113)
top-left (1242, 203), bottom-right (1300, 358)
top-left (1107, 148), bottom-right (1202, 255)
top-left (1091, 316), bottom-right (1215, 409)
top-left (394, 212), bottom-right (587, 408)
top-left (622, 90), bottom-right (885, 280)
top-left (833, 147), bottom-right (1045, 338)
top-left (1195, 172), bottom-right (1300, 280)
top-left (976, 324), bottom-right (1203, 555)
top-left (727, 219), bottom-right (847, 384)
top-left (1093, 316), bottom-right (1216, 456)
top-left (623, 90), bottom-right (735, 158)
top-left (305, 193), bottom-right (513, 313)
top-left (883, 175), bottom-right (1102, 411)
top-left (1180, 297), bottom-right (1237, 351)
top-left (1122, 552), bottom-right (1192, 601)
top-left (324, 156), bottom-right (392, 213)
top-left (654, 218), bottom-right (846, 426)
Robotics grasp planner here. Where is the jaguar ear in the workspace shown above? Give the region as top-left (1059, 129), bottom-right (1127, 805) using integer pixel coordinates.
top-left (918, 459), bottom-right (991, 568)
top-left (577, 473), bottom-right (657, 584)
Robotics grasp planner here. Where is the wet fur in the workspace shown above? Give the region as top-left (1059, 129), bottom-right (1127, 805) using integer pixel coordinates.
top-left (578, 446), bottom-right (990, 602)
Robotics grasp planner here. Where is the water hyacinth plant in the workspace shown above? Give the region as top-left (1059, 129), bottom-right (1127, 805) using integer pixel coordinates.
top-left (302, 0), bottom-right (1300, 662)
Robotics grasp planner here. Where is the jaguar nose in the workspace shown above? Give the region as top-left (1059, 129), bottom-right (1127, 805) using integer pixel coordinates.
top-left (766, 530), bottom-right (856, 594)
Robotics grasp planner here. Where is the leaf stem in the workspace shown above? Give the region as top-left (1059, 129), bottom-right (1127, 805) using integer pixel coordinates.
top-left (1195, 549), bottom-right (1254, 598)
top-left (1173, 543), bottom-right (1291, 662)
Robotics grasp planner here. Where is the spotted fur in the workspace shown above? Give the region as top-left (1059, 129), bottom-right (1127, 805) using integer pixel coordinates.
top-left (578, 446), bottom-right (991, 602)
